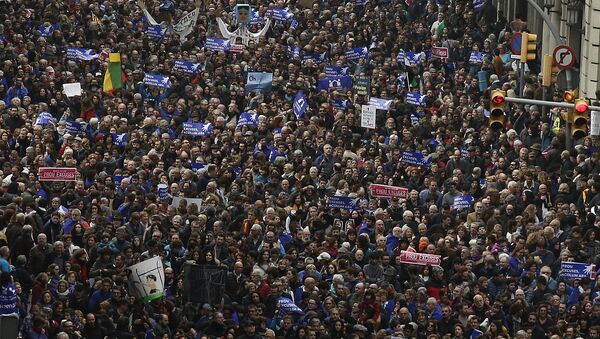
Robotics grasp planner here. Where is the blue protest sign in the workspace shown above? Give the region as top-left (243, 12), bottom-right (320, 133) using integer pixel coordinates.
top-left (277, 297), bottom-right (303, 315)
top-left (410, 114), bottom-right (419, 126)
top-left (268, 149), bottom-right (285, 163)
top-left (469, 51), bottom-right (484, 64)
top-left (143, 73), bottom-right (171, 88)
top-left (267, 8), bottom-right (294, 22)
top-left (405, 52), bottom-right (423, 66)
top-left (173, 59), bottom-right (202, 75)
top-left (250, 11), bottom-right (264, 24)
top-left (327, 196), bottom-right (359, 209)
top-left (452, 195), bottom-right (475, 210)
top-left (65, 120), bottom-right (84, 134)
top-left (38, 24), bottom-right (59, 37)
top-left (479, 178), bottom-right (486, 189)
top-left (237, 113), bottom-right (259, 128)
top-left (397, 50), bottom-right (406, 64)
top-left (206, 38), bottom-right (231, 52)
top-left (146, 25), bottom-right (166, 40)
top-left (477, 70), bottom-right (488, 92)
top-left (66, 48), bottom-right (98, 61)
top-left (560, 262), bottom-right (596, 279)
top-left (345, 47), bottom-right (369, 61)
top-left (471, 329), bottom-right (483, 339)
top-left (368, 97), bottom-right (393, 110)
top-left (303, 52), bottom-right (328, 65)
top-left (406, 92), bottom-right (428, 106)
top-left (191, 163), bottom-right (206, 171)
top-left (293, 91), bottom-right (307, 119)
top-left (113, 176), bottom-right (125, 187)
top-left (473, 0), bottom-right (484, 11)
top-left (35, 112), bottom-right (54, 126)
top-left (246, 72), bottom-right (273, 93)
top-left (113, 133), bottom-right (127, 148)
top-left (401, 150), bottom-right (430, 167)
top-left (182, 122), bottom-right (213, 136)
top-left (0, 282), bottom-right (18, 315)
top-left (325, 66), bottom-right (350, 77)
top-left (332, 98), bottom-right (350, 111)
top-left (317, 76), bottom-right (353, 91)
top-left (160, 0), bottom-right (175, 12)
top-left (286, 45), bottom-right (301, 58)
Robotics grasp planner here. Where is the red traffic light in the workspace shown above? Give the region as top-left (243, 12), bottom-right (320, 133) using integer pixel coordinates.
top-left (491, 95), bottom-right (504, 105)
top-left (575, 101), bottom-right (588, 113)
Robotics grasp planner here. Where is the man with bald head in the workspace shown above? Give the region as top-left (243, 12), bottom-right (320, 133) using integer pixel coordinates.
top-left (29, 233), bottom-right (53, 275)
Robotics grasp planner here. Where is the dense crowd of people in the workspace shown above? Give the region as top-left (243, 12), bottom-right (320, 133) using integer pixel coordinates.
top-left (1, 0), bottom-right (600, 338)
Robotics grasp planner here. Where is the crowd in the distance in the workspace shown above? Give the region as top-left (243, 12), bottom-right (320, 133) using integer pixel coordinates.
top-left (1, 0), bottom-right (600, 338)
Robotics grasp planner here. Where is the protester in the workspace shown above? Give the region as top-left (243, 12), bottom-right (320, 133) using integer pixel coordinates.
top-left (1, 0), bottom-right (600, 338)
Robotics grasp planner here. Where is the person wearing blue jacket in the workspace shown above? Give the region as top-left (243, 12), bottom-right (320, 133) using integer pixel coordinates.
top-left (88, 278), bottom-right (113, 312)
top-left (4, 77), bottom-right (28, 103)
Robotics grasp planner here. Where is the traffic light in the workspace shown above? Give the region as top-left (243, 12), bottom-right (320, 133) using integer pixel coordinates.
top-left (572, 98), bottom-right (589, 139)
top-left (489, 90), bottom-right (506, 129)
top-left (520, 32), bottom-right (537, 63)
top-left (563, 90), bottom-right (577, 103)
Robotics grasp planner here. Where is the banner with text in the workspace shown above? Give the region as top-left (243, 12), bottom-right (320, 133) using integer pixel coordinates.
top-left (38, 168), bottom-right (77, 181)
top-left (370, 184), bottom-right (408, 199)
top-left (431, 47), bottom-right (448, 59)
top-left (326, 196), bottom-right (360, 209)
top-left (354, 76), bottom-right (370, 96)
top-left (400, 251), bottom-right (441, 266)
top-left (560, 262), bottom-right (597, 279)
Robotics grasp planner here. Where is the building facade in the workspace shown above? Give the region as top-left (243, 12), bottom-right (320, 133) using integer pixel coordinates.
top-left (498, 0), bottom-right (599, 99)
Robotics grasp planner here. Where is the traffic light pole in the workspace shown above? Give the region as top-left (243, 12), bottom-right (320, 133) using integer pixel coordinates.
top-left (503, 97), bottom-right (600, 111)
top-left (503, 97), bottom-right (600, 151)
top-left (525, 0), bottom-right (566, 44)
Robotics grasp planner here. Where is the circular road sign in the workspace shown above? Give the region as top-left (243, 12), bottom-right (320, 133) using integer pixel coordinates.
top-left (553, 45), bottom-right (576, 69)
top-left (510, 32), bottom-right (522, 55)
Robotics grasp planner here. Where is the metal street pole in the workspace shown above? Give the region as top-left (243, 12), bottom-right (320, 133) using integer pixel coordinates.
top-left (525, 0), bottom-right (566, 45)
top-left (503, 97), bottom-right (600, 111)
top-left (503, 96), bottom-right (600, 151)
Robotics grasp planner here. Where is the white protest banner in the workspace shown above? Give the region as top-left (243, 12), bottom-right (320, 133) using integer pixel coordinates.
top-left (172, 8), bottom-right (199, 41)
top-left (126, 256), bottom-right (165, 302)
top-left (361, 105), bottom-right (376, 129)
top-left (63, 83), bottom-right (82, 97)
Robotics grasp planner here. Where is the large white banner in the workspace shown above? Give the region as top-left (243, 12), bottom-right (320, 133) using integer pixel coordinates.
top-left (172, 9), bottom-right (199, 41)
top-left (127, 256), bottom-right (165, 302)
top-left (139, 0), bottom-right (198, 41)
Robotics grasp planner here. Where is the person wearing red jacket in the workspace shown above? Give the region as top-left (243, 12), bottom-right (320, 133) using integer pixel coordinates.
top-left (358, 289), bottom-right (381, 332)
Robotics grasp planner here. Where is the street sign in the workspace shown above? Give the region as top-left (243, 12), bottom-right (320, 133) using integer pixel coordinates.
top-left (556, 69), bottom-right (580, 91)
top-left (591, 111), bottom-right (600, 136)
top-left (510, 32), bottom-right (522, 55)
top-left (553, 45), bottom-right (576, 69)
